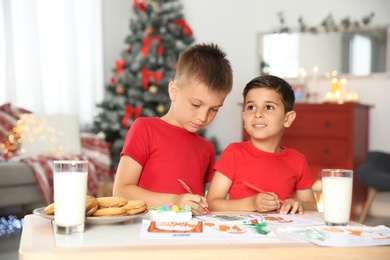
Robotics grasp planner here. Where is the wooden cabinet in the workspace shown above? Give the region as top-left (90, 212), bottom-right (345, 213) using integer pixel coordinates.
top-left (242, 103), bottom-right (371, 216)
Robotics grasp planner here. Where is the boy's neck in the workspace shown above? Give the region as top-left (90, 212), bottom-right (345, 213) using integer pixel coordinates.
top-left (250, 138), bottom-right (283, 153)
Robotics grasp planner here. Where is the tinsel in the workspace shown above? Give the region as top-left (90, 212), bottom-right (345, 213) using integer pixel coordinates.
top-left (0, 215), bottom-right (23, 237)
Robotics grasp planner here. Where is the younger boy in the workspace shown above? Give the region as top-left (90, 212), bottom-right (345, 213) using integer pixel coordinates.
top-left (113, 43), bottom-right (233, 215)
top-left (207, 75), bottom-right (317, 215)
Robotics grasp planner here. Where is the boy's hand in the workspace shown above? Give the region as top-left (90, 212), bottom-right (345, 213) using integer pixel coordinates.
top-left (252, 193), bottom-right (280, 212)
top-left (173, 193), bottom-right (208, 216)
top-left (278, 198), bottom-right (303, 215)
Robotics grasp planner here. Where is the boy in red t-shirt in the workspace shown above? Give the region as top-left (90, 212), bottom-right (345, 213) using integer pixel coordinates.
top-left (113, 43), bottom-right (233, 215)
top-left (207, 75), bottom-right (318, 215)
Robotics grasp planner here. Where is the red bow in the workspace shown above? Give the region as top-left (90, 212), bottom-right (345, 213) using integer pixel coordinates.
top-left (121, 105), bottom-right (143, 127)
top-left (141, 35), bottom-right (163, 57)
top-left (115, 59), bottom-right (126, 75)
top-left (141, 68), bottom-right (163, 90)
top-left (176, 19), bottom-right (193, 36)
top-left (132, 0), bottom-right (146, 12)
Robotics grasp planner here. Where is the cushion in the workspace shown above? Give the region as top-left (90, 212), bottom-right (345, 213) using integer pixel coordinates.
top-left (19, 113), bottom-right (82, 157)
top-left (0, 103), bottom-right (31, 156)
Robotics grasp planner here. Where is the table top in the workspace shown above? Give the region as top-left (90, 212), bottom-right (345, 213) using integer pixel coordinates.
top-left (19, 211), bottom-right (390, 260)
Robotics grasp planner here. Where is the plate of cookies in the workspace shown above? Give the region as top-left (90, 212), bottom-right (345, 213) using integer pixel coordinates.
top-left (33, 195), bottom-right (149, 225)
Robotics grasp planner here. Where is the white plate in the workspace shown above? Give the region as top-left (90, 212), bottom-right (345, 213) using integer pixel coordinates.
top-left (33, 207), bottom-right (148, 225)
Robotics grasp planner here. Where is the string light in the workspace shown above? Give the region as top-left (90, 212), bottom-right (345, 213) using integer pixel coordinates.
top-left (1, 114), bottom-right (67, 157)
top-left (0, 215), bottom-right (23, 237)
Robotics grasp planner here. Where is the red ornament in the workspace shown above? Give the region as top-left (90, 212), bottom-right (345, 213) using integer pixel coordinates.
top-left (176, 19), bottom-right (193, 36)
top-left (141, 68), bottom-right (163, 90)
top-left (140, 35), bottom-right (162, 57)
top-left (115, 59), bottom-right (126, 75)
top-left (127, 45), bottom-right (132, 53)
top-left (110, 77), bottom-right (117, 85)
top-left (132, 0), bottom-right (146, 12)
top-left (121, 105), bottom-right (143, 127)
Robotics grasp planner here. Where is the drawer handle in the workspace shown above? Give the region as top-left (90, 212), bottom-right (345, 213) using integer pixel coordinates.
top-left (323, 148), bottom-right (330, 154)
top-left (324, 121), bottom-right (331, 127)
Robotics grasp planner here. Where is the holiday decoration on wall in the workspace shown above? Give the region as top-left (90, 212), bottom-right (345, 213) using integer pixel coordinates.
top-left (276, 12), bottom-right (375, 34)
top-left (94, 0), bottom-right (195, 169)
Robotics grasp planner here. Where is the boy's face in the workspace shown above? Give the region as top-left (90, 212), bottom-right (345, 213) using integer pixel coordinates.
top-left (167, 80), bottom-right (227, 133)
top-left (242, 87), bottom-right (295, 142)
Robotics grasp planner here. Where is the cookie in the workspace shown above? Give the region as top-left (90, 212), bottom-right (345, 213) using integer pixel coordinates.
top-left (44, 195), bottom-right (98, 216)
top-left (85, 195), bottom-right (98, 216)
top-left (44, 203), bottom-right (55, 215)
top-left (122, 200), bottom-right (148, 215)
top-left (96, 196), bottom-right (128, 208)
top-left (92, 207), bottom-right (127, 217)
top-left (127, 204), bottom-right (148, 215)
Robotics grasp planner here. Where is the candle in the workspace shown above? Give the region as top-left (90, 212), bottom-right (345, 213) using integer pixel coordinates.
top-left (299, 67), bottom-right (307, 84)
top-left (330, 70), bottom-right (339, 94)
top-left (340, 78), bottom-right (347, 101)
top-left (331, 78), bottom-right (339, 94)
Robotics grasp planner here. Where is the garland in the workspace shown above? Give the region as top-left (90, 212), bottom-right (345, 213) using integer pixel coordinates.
top-left (276, 12), bottom-right (375, 34)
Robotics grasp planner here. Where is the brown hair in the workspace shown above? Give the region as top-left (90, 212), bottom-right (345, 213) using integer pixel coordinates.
top-left (174, 43), bottom-right (233, 94)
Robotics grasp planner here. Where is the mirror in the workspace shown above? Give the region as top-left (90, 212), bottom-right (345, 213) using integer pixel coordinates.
top-left (258, 26), bottom-right (389, 78)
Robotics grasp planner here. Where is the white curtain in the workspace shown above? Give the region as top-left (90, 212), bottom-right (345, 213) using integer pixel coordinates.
top-left (0, 0), bottom-right (103, 129)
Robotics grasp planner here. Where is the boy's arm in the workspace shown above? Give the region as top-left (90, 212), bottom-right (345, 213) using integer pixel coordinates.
top-left (296, 189), bottom-right (318, 211)
top-left (113, 155), bottom-right (207, 215)
top-left (207, 171), bottom-right (279, 212)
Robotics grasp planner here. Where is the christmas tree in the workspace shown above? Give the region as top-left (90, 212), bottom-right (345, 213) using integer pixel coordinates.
top-left (94, 0), bottom-right (195, 170)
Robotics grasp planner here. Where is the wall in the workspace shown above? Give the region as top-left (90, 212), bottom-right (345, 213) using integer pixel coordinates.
top-left (102, 0), bottom-right (390, 217)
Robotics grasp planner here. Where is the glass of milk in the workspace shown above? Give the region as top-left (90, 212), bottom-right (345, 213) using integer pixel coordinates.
top-left (322, 169), bottom-right (353, 226)
top-left (53, 160), bottom-right (88, 234)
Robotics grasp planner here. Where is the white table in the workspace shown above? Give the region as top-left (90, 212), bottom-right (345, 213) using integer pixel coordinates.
top-left (19, 211), bottom-right (390, 260)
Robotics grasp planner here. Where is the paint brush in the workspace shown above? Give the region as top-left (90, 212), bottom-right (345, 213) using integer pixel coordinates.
top-left (178, 179), bottom-right (211, 214)
top-left (243, 181), bottom-right (284, 203)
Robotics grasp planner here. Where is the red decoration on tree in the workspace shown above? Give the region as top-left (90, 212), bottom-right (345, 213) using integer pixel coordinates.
top-left (110, 76), bottom-right (117, 85)
top-left (121, 105), bottom-right (143, 127)
top-left (157, 44), bottom-right (164, 55)
top-left (141, 68), bottom-right (163, 90)
top-left (127, 45), bottom-right (132, 53)
top-left (132, 0), bottom-right (146, 12)
top-left (176, 19), bottom-right (193, 36)
top-left (140, 35), bottom-right (163, 57)
top-left (115, 59), bottom-right (126, 75)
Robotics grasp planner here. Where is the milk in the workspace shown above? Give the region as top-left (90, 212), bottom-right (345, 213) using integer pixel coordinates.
top-left (54, 171), bottom-right (87, 227)
top-left (322, 176), bottom-right (352, 225)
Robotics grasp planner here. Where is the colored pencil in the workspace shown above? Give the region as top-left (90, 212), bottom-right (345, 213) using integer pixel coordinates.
top-left (243, 181), bottom-right (284, 203)
top-left (178, 179), bottom-right (211, 214)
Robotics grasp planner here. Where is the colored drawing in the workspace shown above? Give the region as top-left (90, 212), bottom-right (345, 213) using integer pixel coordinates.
top-left (140, 219), bottom-right (277, 238)
top-left (278, 225), bottom-right (390, 247)
top-left (196, 213), bottom-right (322, 227)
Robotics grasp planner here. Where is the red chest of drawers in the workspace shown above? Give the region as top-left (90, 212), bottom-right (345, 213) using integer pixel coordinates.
top-left (242, 103), bottom-right (371, 215)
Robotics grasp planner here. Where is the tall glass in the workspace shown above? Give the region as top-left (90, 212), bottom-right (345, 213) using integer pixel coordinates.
top-left (53, 160), bottom-right (88, 234)
top-left (322, 169), bottom-right (353, 226)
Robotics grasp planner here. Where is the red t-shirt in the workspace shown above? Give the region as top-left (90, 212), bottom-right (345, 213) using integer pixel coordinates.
top-left (121, 117), bottom-right (215, 195)
top-left (214, 141), bottom-right (313, 200)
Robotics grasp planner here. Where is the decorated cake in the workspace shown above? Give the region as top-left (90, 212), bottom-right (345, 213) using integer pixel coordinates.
top-left (146, 204), bottom-right (192, 222)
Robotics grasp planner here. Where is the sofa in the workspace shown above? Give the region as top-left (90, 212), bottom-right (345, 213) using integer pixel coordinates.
top-left (0, 103), bottom-right (112, 216)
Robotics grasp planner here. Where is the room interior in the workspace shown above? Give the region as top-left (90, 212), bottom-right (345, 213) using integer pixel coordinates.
top-left (1, 0), bottom-right (390, 258)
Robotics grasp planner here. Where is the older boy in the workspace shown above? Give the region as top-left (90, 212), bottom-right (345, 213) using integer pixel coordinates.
top-left (113, 43), bottom-right (233, 215)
